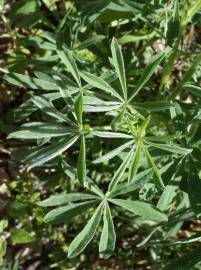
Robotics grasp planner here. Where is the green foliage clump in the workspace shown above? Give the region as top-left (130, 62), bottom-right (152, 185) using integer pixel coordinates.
top-left (1, 0), bottom-right (201, 269)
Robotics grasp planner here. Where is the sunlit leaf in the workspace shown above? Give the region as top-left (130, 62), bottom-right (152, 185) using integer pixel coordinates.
top-left (68, 202), bottom-right (103, 258)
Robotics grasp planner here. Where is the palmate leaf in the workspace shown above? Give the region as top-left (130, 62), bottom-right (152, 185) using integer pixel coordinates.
top-left (111, 38), bottom-right (127, 100)
top-left (68, 202), bottom-right (104, 258)
top-left (38, 193), bottom-right (99, 206)
top-left (109, 199), bottom-right (167, 221)
top-left (25, 135), bottom-right (79, 169)
top-left (8, 122), bottom-right (78, 139)
top-left (43, 200), bottom-right (98, 224)
top-left (99, 202), bottom-right (116, 259)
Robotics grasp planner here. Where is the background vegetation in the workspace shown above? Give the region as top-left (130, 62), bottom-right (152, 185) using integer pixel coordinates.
top-left (1, 0), bottom-right (201, 269)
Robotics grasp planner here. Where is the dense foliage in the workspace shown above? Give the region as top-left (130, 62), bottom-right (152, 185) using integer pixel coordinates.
top-left (1, 0), bottom-right (201, 269)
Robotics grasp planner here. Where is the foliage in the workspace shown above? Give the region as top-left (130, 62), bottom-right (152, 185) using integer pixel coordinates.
top-left (1, 0), bottom-right (201, 269)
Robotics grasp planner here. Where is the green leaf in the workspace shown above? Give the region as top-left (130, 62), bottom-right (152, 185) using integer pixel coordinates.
top-left (74, 93), bottom-right (83, 125)
top-left (84, 96), bottom-right (121, 106)
top-left (77, 135), bottom-right (86, 186)
top-left (84, 104), bottom-right (121, 112)
top-left (145, 134), bottom-right (181, 143)
top-left (118, 32), bottom-right (157, 44)
top-left (38, 193), bottom-right (98, 206)
top-left (108, 169), bottom-right (152, 198)
top-left (157, 181), bottom-right (179, 212)
top-left (7, 201), bottom-right (27, 219)
top-left (188, 162), bottom-right (201, 218)
top-left (148, 232), bottom-right (201, 246)
top-left (182, 1), bottom-right (201, 30)
top-left (76, 35), bottom-right (105, 50)
top-left (166, 0), bottom-right (180, 47)
top-left (162, 245), bottom-right (201, 270)
top-left (0, 0), bottom-right (4, 13)
top-left (91, 131), bottom-right (132, 139)
top-left (129, 50), bottom-right (170, 102)
top-left (111, 107), bottom-right (126, 129)
top-left (127, 117), bottom-right (138, 137)
top-left (44, 200), bottom-right (97, 224)
top-left (57, 49), bottom-right (81, 87)
top-left (4, 73), bottom-right (59, 90)
top-left (146, 142), bottom-right (192, 155)
top-left (62, 160), bottom-right (77, 181)
top-left (80, 71), bottom-right (123, 101)
top-left (11, 229), bottom-right (35, 244)
top-left (143, 145), bottom-right (165, 189)
top-left (68, 202), bottom-right (103, 258)
top-left (183, 84), bottom-right (201, 98)
top-left (13, 99), bottom-right (37, 122)
top-left (83, 96), bottom-right (122, 112)
top-left (26, 135), bottom-right (79, 169)
top-left (99, 202), bottom-right (116, 259)
top-left (0, 220), bottom-right (8, 234)
top-left (93, 140), bottom-right (134, 164)
top-left (111, 38), bottom-right (127, 100)
top-left (9, 0), bottom-right (38, 17)
top-left (84, 177), bottom-right (104, 198)
top-left (140, 115), bottom-right (151, 138)
top-left (108, 146), bottom-right (134, 191)
top-left (109, 199), bottom-right (168, 221)
top-left (41, 0), bottom-right (57, 11)
top-left (8, 122), bottom-right (78, 139)
top-left (32, 96), bottom-right (69, 123)
top-left (0, 238), bottom-right (7, 258)
top-left (128, 142), bottom-right (141, 183)
top-left (132, 101), bottom-right (173, 111)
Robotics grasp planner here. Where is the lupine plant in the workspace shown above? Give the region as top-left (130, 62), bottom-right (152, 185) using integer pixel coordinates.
top-left (2, 0), bottom-right (201, 269)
